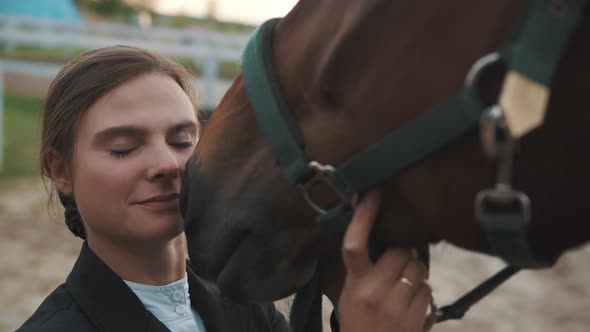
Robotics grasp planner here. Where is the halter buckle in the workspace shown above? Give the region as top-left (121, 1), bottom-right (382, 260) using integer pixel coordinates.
top-left (475, 185), bottom-right (532, 225)
top-left (299, 161), bottom-right (359, 215)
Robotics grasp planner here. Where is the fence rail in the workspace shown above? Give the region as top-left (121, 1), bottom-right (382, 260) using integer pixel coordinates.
top-left (0, 14), bottom-right (250, 62)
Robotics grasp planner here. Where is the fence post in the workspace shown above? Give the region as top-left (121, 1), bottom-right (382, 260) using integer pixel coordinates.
top-left (202, 56), bottom-right (219, 110)
top-left (0, 60), bottom-right (4, 174)
top-left (4, 18), bottom-right (16, 54)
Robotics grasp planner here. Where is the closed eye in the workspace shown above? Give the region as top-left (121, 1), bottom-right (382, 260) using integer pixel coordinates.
top-left (110, 148), bottom-right (136, 158)
top-left (171, 142), bottom-right (195, 149)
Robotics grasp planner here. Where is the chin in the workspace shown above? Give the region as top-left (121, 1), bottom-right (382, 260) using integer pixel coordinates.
top-left (138, 218), bottom-right (185, 242)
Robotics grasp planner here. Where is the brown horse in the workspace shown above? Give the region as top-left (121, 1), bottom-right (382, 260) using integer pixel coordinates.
top-left (180, 0), bottom-right (590, 307)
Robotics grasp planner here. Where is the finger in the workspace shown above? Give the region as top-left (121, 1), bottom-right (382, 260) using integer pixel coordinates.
top-left (342, 191), bottom-right (381, 277)
top-left (361, 248), bottom-right (412, 296)
top-left (388, 259), bottom-right (428, 306)
top-left (407, 283), bottom-right (433, 332)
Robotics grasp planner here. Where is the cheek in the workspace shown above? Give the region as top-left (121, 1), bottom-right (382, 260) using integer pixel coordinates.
top-left (73, 154), bottom-right (140, 202)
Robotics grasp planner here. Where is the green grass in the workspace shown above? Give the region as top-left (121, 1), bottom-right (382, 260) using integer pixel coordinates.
top-left (0, 45), bottom-right (87, 64)
top-left (0, 94), bottom-right (43, 185)
top-left (152, 14), bottom-right (255, 33)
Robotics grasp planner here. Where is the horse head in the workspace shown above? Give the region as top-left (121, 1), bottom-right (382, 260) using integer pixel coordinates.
top-left (180, 0), bottom-right (590, 302)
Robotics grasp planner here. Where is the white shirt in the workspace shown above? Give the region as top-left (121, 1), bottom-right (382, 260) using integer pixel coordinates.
top-left (124, 275), bottom-right (206, 332)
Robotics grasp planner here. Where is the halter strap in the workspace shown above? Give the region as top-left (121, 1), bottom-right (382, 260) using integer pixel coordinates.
top-left (242, 18), bottom-right (312, 183)
top-left (329, 88), bottom-right (482, 194)
top-left (509, 0), bottom-right (586, 85)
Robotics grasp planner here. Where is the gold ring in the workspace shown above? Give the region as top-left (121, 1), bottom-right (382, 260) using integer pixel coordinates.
top-left (400, 277), bottom-right (414, 288)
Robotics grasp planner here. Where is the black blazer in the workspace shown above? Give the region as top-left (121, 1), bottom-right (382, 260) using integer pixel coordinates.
top-left (16, 242), bottom-right (289, 332)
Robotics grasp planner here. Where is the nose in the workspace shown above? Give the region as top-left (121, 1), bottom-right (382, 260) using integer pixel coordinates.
top-left (146, 143), bottom-right (182, 180)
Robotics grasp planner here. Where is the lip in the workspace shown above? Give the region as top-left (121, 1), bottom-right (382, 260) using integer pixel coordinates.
top-left (133, 193), bottom-right (180, 210)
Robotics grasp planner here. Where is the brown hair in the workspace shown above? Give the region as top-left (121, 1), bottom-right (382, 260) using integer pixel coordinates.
top-left (41, 45), bottom-right (200, 237)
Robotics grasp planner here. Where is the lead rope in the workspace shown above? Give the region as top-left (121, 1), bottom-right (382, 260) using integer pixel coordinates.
top-left (428, 266), bottom-right (520, 327)
top-left (289, 262), bottom-right (519, 332)
top-left (289, 271), bottom-right (323, 332)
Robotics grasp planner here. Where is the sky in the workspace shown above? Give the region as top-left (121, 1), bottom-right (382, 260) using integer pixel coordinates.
top-left (154, 0), bottom-right (299, 25)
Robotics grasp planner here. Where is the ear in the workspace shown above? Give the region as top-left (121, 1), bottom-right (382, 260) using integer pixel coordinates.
top-left (47, 152), bottom-right (73, 197)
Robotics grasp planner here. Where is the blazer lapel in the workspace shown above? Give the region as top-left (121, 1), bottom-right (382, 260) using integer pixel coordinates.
top-left (66, 242), bottom-right (169, 332)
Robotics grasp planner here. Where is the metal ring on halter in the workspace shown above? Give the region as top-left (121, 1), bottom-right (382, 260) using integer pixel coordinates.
top-left (465, 52), bottom-right (501, 87)
top-left (299, 161), bottom-right (359, 215)
top-left (479, 104), bottom-right (508, 159)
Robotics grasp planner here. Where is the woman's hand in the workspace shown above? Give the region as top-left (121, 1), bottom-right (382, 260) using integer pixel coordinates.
top-left (337, 191), bottom-right (432, 332)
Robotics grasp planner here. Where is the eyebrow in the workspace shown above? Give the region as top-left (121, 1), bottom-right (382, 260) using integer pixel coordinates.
top-left (169, 120), bottom-right (198, 137)
top-left (92, 120), bottom-right (198, 145)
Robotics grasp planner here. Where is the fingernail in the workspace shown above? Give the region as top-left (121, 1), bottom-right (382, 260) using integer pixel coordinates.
top-left (343, 241), bottom-right (360, 251)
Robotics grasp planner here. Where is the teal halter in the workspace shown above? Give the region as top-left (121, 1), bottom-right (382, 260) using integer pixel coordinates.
top-left (241, 1), bottom-right (587, 331)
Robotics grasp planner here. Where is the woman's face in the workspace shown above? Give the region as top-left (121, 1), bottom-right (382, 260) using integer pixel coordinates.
top-left (60, 73), bottom-right (198, 246)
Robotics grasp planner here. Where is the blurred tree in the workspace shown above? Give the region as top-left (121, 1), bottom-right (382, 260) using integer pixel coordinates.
top-left (74, 0), bottom-right (254, 32)
top-left (74, 0), bottom-right (139, 20)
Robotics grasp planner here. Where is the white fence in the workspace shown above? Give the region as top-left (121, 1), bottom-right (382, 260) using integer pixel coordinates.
top-left (0, 14), bottom-right (250, 61)
top-left (0, 60), bottom-right (3, 174)
top-left (0, 14), bottom-right (249, 108)
top-left (0, 15), bottom-right (249, 173)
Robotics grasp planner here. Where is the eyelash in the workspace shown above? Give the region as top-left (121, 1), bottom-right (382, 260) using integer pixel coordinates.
top-left (110, 149), bottom-right (135, 159)
top-left (172, 142), bottom-right (195, 149)
top-left (109, 142), bottom-right (194, 159)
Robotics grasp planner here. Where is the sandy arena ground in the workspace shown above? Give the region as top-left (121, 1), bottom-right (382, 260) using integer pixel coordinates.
top-left (1, 180), bottom-right (589, 332)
